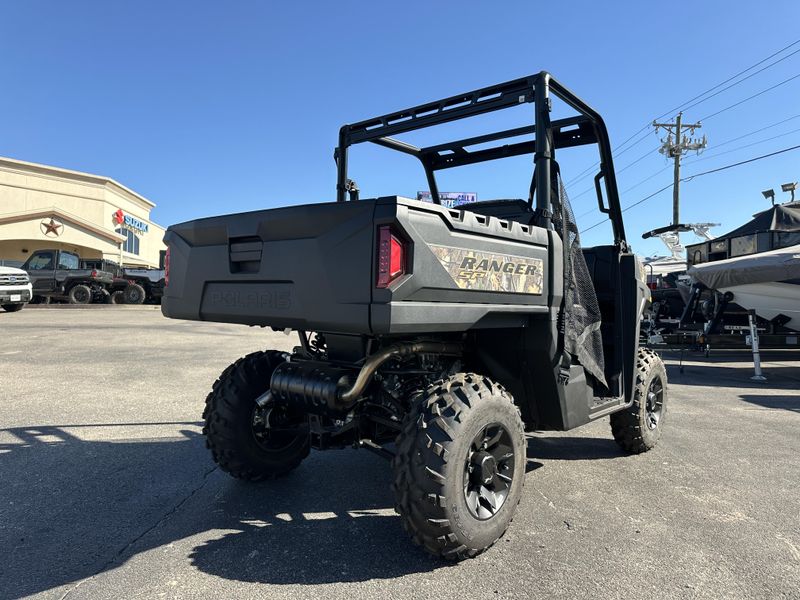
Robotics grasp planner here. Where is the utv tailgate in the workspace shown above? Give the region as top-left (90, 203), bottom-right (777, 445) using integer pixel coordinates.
top-left (162, 197), bottom-right (553, 334)
top-left (162, 201), bottom-right (376, 332)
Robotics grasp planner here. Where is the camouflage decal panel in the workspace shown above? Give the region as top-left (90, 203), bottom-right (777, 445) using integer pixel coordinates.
top-left (430, 245), bottom-right (544, 294)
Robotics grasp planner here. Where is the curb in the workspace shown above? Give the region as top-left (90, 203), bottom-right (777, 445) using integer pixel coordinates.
top-left (25, 304), bottom-right (161, 310)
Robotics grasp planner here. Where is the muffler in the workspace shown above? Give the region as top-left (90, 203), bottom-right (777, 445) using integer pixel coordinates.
top-left (267, 341), bottom-right (463, 415)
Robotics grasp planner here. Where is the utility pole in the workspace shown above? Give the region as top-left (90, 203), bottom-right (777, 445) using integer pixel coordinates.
top-left (653, 112), bottom-right (707, 226)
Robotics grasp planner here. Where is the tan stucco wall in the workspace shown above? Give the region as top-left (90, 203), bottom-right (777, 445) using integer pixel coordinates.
top-left (0, 157), bottom-right (166, 268)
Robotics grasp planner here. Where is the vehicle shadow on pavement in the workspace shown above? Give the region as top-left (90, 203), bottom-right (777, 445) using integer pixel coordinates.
top-left (526, 435), bottom-right (624, 462)
top-left (0, 425), bottom-right (445, 597)
top-left (738, 393), bottom-right (800, 413)
top-left (0, 424), bottom-right (213, 599)
top-left (186, 453), bottom-right (444, 584)
top-left (664, 360), bottom-right (800, 390)
top-left (0, 424), bottom-right (628, 595)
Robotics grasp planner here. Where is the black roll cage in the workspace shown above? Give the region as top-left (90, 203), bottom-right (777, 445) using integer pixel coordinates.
top-left (334, 71), bottom-right (627, 245)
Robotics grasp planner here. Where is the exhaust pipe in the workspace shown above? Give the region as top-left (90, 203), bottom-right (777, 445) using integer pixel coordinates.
top-left (269, 341), bottom-right (463, 414)
top-left (337, 341), bottom-right (463, 407)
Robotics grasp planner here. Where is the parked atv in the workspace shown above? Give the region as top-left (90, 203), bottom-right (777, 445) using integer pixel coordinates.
top-left (162, 72), bottom-right (666, 559)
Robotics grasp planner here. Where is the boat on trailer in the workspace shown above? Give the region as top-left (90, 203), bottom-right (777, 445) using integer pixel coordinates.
top-left (685, 200), bottom-right (800, 334)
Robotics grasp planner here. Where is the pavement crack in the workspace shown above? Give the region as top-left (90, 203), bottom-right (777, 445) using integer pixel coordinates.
top-left (58, 465), bottom-right (219, 600)
top-left (777, 534), bottom-right (800, 563)
top-left (535, 488), bottom-right (555, 508)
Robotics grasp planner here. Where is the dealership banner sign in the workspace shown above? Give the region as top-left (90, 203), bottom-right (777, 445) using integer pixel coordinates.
top-left (417, 191), bottom-right (477, 208)
top-left (113, 208), bottom-right (149, 233)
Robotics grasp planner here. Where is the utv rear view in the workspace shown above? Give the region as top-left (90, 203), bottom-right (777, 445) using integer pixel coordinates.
top-left (162, 72), bottom-right (667, 560)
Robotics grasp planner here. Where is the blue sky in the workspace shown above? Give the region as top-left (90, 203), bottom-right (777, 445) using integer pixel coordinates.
top-left (2, 1), bottom-right (799, 256)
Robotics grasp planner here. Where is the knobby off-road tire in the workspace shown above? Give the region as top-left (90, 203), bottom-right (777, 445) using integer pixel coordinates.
top-left (68, 284), bottom-right (92, 305)
top-left (1, 303), bottom-right (24, 312)
top-left (392, 373), bottom-right (526, 560)
top-left (610, 348), bottom-right (668, 453)
top-left (123, 283), bottom-right (146, 305)
top-left (203, 350), bottom-right (310, 481)
top-left (110, 290), bottom-right (125, 304)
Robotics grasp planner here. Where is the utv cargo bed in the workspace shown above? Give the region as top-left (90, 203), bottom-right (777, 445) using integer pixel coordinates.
top-left (162, 196), bottom-right (557, 334)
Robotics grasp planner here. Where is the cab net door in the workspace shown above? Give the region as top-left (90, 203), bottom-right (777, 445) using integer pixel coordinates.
top-left (553, 175), bottom-right (607, 388)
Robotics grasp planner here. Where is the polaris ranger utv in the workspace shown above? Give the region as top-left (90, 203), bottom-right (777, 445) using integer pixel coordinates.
top-left (162, 72), bottom-right (667, 559)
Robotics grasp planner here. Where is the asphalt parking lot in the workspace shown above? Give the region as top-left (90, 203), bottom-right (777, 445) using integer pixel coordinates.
top-left (1, 307), bottom-right (799, 600)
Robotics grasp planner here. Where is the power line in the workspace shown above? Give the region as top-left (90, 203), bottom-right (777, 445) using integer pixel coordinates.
top-left (700, 72), bottom-right (800, 121)
top-left (613, 37), bottom-right (800, 154)
top-left (580, 184), bottom-right (674, 234)
top-left (652, 38), bottom-right (800, 123)
top-left (569, 40), bottom-right (800, 210)
top-left (568, 145), bottom-right (659, 203)
top-left (678, 46), bottom-right (800, 114)
top-left (572, 119), bottom-right (800, 221)
top-left (684, 126), bottom-right (800, 165)
top-left (682, 143), bottom-right (800, 181)
top-left (694, 113), bottom-right (800, 150)
top-left (579, 142), bottom-right (800, 234)
top-left (607, 123), bottom-right (652, 157)
top-left (618, 145), bottom-right (660, 174)
top-left (614, 129), bottom-right (654, 158)
top-left (574, 164), bottom-right (671, 221)
top-left (564, 162), bottom-right (601, 187)
top-left (566, 137), bottom-right (657, 190)
top-left (564, 131), bottom-right (654, 187)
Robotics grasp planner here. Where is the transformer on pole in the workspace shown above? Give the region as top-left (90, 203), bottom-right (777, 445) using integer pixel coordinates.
top-left (653, 113), bottom-right (707, 229)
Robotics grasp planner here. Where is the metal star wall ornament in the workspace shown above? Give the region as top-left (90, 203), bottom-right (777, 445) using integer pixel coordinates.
top-left (40, 218), bottom-right (63, 237)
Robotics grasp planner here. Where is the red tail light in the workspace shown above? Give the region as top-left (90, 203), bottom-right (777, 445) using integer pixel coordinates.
top-left (164, 247), bottom-right (170, 286)
top-left (377, 226), bottom-right (405, 288)
top-left (91, 270), bottom-right (98, 278)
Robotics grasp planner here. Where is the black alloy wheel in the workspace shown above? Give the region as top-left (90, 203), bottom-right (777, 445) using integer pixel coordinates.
top-left (463, 423), bottom-right (516, 520)
top-left (644, 376), bottom-right (665, 430)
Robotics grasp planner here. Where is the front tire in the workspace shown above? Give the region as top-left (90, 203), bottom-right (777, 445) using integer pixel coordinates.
top-left (392, 373), bottom-right (526, 560)
top-left (610, 348), bottom-right (668, 453)
top-left (203, 351), bottom-right (310, 481)
top-left (2, 303), bottom-right (24, 312)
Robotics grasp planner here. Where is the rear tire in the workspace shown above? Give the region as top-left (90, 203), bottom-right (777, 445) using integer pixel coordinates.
top-left (2, 303), bottom-right (24, 312)
top-left (392, 373), bottom-right (526, 560)
top-left (610, 348), bottom-right (668, 453)
top-left (123, 283), bottom-right (145, 304)
top-left (68, 284), bottom-right (92, 305)
top-left (203, 351), bottom-right (310, 481)
top-left (110, 290), bottom-right (126, 304)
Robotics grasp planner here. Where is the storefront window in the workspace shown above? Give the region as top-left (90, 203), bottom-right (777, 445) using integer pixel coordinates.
top-left (116, 228), bottom-right (140, 255)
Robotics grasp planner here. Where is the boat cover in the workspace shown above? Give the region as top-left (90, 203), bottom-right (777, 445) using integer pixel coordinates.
top-left (718, 201), bottom-right (800, 239)
top-left (688, 244), bottom-right (800, 289)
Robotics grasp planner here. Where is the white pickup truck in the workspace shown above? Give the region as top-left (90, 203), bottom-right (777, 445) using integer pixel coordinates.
top-left (0, 265), bottom-right (33, 312)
